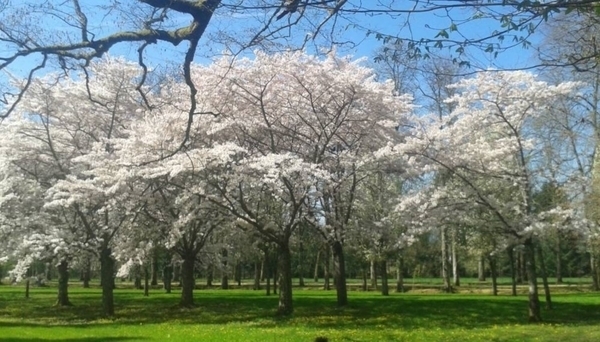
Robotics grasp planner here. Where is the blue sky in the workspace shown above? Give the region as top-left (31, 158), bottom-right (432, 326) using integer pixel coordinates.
top-left (2, 1), bottom-right (544, 84)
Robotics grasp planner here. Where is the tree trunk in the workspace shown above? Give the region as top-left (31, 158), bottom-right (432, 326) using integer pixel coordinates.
top-left (100, 246), bottom-right (115, 316)
top-left (488, 256), bottom-right (498, 296)
top-left (82, 257), bottom-right (91, 288)
top-left (265, 250), bottom-right (271, 296)
top-left (507, 247), bottom-right (517, 296)
top-left (56, 259), bottom-right (72, 306)
top-left (313, 249), bottom-right (320, 282)
top-left (590, 253), bottom-right (600, 291)
top-left (143, 264), bottom-right (150, 297)
top-left (323, 247), bottom-right (330, 290)
top-left (150, 253), bottom-right (158, 286)
top-left (25, 278), bottom-right (30, 299)
top-left (370, 259), bottom-right (377, 290)
top-left (380, 259), bottom-right (389, 296)
top-left (277, 243), bottom-right (293, 315)
top-left (236, 262), bottom-right (242, 287)
top-left (555, 236), bottom-right (562, 284)
top-left (221, 249), bottom-right (229, 290)
top-left (537, 245), bottom-right (552, 310)
top-left (332, 241), bottom-right (348, 306)
top-left (134, 264), bottom-right (142, 290)
top-left (298, 241), bottom-right (305, 287)
top-left (451, 231), bottom-right (460, 287)
top-left (522, 250), bottom-right (528, 282)
top-left (206, 264), bottom-right (213, 287)
top-left (261, 257), bottom-right (266, 282)
top-left (441, 227), bottom-right (451, 293)
top-left (254, 261), bottom-right (261, 290)
top-left (180, 256), bottom-right (195, 307)
top-left (524, 238), bottom-right (541, 322)
top-left (273, 256), bottom-right (278, 295)
top-left (396, 257), bottom-right (404, 293)
top-left (516, 252), bottom-right (523, 284)
top-left (362, 265), bottom-right (368, 291)
top-left (163, 263), bottom-right (173, 294)
top-left (478, 255), bottom-right (486, 281)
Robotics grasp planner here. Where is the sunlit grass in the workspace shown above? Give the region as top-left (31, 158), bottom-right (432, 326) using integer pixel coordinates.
top-left (0, 283), bottom-right (599, 341)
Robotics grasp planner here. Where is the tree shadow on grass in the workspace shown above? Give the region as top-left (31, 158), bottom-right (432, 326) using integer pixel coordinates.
top-left (2, 291), bottom-right (600, 331)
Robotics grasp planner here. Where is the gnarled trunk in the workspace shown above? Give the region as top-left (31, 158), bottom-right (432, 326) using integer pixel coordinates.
top-left (332, 241), bottom-right (348, 306)
top-left (100, 246), bottom-right (115, 316)
top-left (524, 238), bottom-right (541, 322)
top-left (451, 232), bottom-right (460, 287)
top-left (180, 256), bottom-right (195, 307)
top-left (277, 243), bottom-right (293, 315)
top-left (313, 249), bottom-right (320, 282)
top-left (56, 259), bottom-right (72, 306)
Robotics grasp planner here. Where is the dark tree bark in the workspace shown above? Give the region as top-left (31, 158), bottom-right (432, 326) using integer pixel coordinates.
top-left (488, 256), bottom-right (498, 296)
top-left (265, 250), bottom-right (271, 296)
top-left (593, 254), bottom-right (600, 291)
top-left (163, 263), bottom-right (173, 294)
top-left (143, 264), bottom-right (150, 297)
top-left (396, 257), bottom-right (404, 293)
top-left (81, 257), bottom-right (91, 288)
top-left (100, 246), bottom-right (115, 316)
top-left (180, 256), bottom-right (195, 307)
top-left (362, 265), bottom-right (368, 291)
top-left (56, 259), bottom-right (72, 306)
top-left (537, 245), bottom-right (552, 310)
top-left (134, 264), bottom-right (142, 290)
top-left (235, 262), bottom-right (242, 287)
top-left (313, 249), bottom-right (320, 282)
top-left (150, 253), bottom-right (158, 286)
top-left (277, 243), bottom-right (293, 315)
top-left (478, 255), bottom-right (486, 281)
top-left (516, 252), bottom-right (523, 284)
top-left (254, 261), bottom-right (261, 290)
top-left (331, 241), bottom-right (348, 306)
top-left (380, 260), bottom-right (389, 296)
top-left (507, 247), bottom-right (517, 296)
top-left (25, 278), bottom-right (30, 299)
top-left (524, 238), bottom-right (541, 322)
top-left (206, 264), bottom-right (213, 287)
top-left (221, 249), bottom-right (229, 290)
top-left (323, 247), bottom-right (330, 290)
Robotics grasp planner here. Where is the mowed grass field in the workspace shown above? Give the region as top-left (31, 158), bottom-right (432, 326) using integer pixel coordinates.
top-left (0, 281), bottom-right (599, 342)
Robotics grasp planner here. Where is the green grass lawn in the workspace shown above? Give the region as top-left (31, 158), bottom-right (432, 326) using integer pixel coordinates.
top-left (0, 284), bottom-right (599, 341)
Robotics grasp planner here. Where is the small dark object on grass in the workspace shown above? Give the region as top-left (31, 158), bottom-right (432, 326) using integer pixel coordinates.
top-left (314, 337), bottom-right (328, 342)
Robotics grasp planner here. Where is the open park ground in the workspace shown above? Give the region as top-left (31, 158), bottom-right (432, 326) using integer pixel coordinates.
top-left (0, 279), bottom-right (599, 342)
